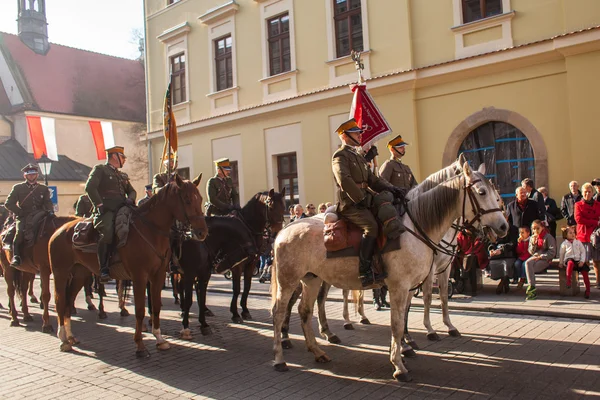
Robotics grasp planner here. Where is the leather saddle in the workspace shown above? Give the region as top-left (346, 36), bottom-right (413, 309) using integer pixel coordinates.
top-left (72, 207), bottom-right (133, 253)
top-left (0, 211), bottom-right (48, 251)
top-left (323, 212), bottom-right (401, 259)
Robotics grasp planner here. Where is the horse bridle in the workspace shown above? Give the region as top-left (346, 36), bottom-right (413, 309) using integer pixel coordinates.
top-left (264, 195), bottom-right (284, 237)
top-left (460, 178), bottom-right (503, 233)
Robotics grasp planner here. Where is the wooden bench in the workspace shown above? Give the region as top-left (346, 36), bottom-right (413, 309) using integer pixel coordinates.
top-left (548, 258), bottom-right (580, 296)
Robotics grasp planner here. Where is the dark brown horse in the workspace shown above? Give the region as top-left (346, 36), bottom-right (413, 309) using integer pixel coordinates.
top-left (178, 189), bottom-right (286, 340)
top-left (49, 174), bottom-right (208, 356)
top-left (1, 215), bottom-right (76, 330)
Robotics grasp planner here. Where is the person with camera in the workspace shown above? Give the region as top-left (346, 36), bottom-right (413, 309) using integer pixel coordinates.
top-left (574, 182), bottom-right (600, 289)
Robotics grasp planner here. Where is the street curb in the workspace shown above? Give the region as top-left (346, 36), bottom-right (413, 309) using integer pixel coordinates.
top-left (206, 288), bottom-right (600, 321)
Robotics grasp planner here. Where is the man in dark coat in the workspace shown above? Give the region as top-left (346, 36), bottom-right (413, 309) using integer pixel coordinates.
top-left (521, 178), bottom-right (546, 223)
top-left (538, 186), bottom-right (562, 238)
top-left (85, 146), bottom-right (136, 282)
top-left (4, 164), bottom-right (53, 266)
top-left (561, 181), bottom-right (582, 226)
top-left (137, 184), bottom-right (153, 207)
top-left (506, 187), bottom-right (540, 230)
top-left (332, 118), bottom-right (405, 286)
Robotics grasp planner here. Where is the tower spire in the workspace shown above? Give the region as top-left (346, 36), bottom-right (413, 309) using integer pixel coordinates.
top-left (17, 0), bottom-right (49, 54)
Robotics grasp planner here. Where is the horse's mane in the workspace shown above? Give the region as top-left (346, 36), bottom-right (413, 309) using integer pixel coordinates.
top-left (239, 191), bottom-right (271, 232)
top-left (406, 159), bottom-right (461, 201)
top-left (406, 173), bottom-right (463, 234)
top-left (136, 181), bottom-right (176, 214)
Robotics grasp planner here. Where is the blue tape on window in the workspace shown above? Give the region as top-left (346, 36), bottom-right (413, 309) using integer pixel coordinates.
top-left (496, 158), bottom-right (535, 164)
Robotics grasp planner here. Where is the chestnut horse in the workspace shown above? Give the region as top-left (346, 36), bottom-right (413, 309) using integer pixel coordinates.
top-left (49, 174), bottom-right (208, 356)
top-left (1, 215), bottom-right (76, 330)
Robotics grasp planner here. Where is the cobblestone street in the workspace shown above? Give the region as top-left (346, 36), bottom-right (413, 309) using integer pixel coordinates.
top-left (0, 277), bottom-right (599, 399)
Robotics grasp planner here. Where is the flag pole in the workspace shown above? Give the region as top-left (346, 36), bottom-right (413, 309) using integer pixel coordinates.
top-left (351, 50), bottom-right (378, 175)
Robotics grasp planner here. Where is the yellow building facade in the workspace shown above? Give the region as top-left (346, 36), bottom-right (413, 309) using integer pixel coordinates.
top-left (144, 0), bottom-right (600, 208)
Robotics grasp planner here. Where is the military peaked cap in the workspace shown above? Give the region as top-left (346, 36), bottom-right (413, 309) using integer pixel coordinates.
top-left (214, 158), bottom-right (231, 170)
top-left (21, 163), bottom-right (39, 174)
top-left (106, 146), bottom-right (125, 155)
top-left (336, 118), bottom-right (364, 135)
top-left (387, 135), bottom-right (409, 149)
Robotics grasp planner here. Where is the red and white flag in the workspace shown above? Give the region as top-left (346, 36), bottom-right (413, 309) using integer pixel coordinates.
top-left (26, 116), bottom-right (58, 161)
top-left (349, 84), bottom-right (392, 149)
top-left (88, 121), bottom-right (115, 160)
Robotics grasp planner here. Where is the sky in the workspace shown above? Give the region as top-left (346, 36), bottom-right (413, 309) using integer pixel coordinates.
top-left (0, 0), bottom-right (144, 59)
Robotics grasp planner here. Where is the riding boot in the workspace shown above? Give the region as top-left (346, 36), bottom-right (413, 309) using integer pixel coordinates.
top-left (372, 289), bottom-right (382, 311)
top-left (10, 242), bottom-right (21, 267)
top-left (169, 238), bottom-right (184, 275)
top-left (358, 236), bottom-right (379, 287)
top-left (98, 243), bottom-right (112, 283)
top-left (381, 286), bottom-right (391, 308)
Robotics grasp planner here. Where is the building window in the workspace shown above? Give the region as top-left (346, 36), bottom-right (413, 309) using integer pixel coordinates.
top-left (458, 121), bottom-right (534, 200)
top-left (170, 53), bottom-right (186, 104)
top-left (229, 160), bottom-right (240, 194)
top-left (277, 153), bottom-right (299, 210)
top-left (177, 167), bottom-right (190, 180)
top-left (215, 35), bottom-right (233, 92)
top-left (333, 0), bottom-right (363, 58)
top-left (267, 13), bottom-right (291, 76)
top-left (462, 0), bottom-right (503, 23)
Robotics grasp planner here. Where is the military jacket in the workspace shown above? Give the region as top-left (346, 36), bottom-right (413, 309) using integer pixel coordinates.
top-left (75, 194), bottom-right (94, 217)
top-left (4, 182), bottom-right (53, 218)
top-left (152, 172), bottom-right (176, 194)
top-left (206, 175), bottom-right (239, 214)
top-left (379, 158), bottom-right (417, 190)
top-left (85, 164), bottom-right (136, 211)
top-left (332, 145), bottom-right (395, 211)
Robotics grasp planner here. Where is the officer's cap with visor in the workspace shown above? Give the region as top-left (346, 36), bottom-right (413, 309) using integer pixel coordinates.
top-left (21, 163), bottom-right (39, 175)
top-left (387, 134), bottom-right (409, 149)
top-left (214, 158), bottom-right (232, 171)
top-left (106, 146), bottom-right (126, 158)
top-left (336, 118), bottom-right (364, 136)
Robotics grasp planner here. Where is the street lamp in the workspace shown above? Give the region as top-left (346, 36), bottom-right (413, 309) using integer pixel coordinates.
top-left (36, 153), bottom-right (53, 186)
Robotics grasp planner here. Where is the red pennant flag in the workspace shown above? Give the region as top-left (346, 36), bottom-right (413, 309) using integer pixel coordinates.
top-left (349, 84), bottom-right (392, 149)
top-left (26, 116), bottom-right (58, 161)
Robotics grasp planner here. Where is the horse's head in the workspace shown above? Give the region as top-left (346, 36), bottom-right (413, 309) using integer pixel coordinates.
top-left (264, 187), bottom-right (286, 235)
top-left (170, 174), bottom-right (208, 241)
top-left (462, 162), bottom-right (507, 239)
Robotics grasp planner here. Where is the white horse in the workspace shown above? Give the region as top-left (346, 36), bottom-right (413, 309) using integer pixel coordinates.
top-left (270, 163), bottom-right (507, 381)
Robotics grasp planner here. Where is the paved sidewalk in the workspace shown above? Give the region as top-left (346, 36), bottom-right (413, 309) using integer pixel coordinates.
top-left (210, 270), bottom-right (600, 321)
top-left (0, 277), bottom-right (599, 399)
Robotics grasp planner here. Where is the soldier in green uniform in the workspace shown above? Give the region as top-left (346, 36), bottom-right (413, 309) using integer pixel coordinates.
top-left (332, 119), bottom-right (405, 287)
top-left (152, 155), bottom-right (177, 194)
top-left (137, 184), bottom-right (153, 206)
top-left (4, 164), bottom-right (54, 266)
top-left (75, 194), bottom-right (93, 217)
top-left (206, 158), bottom-right (240, 216)
top-left (85, 146), bottom-right (136, 282)
top-left (379, 135), bottom-right (417, 190)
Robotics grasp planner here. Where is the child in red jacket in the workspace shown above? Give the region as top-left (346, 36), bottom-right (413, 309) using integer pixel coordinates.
top-left (513, 226), bottom-right (531, 289)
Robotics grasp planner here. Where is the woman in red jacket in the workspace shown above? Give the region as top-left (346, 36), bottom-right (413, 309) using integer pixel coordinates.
top-left (575, 182), bottom-right (600, 288)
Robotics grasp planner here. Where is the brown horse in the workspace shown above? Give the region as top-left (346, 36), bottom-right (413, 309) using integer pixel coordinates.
top-left (49, 174), bottom-right (208, 356)
top-left (0, 251), bottom-right (36, 325)
top-left (1, 215), bottom-right (76, 330)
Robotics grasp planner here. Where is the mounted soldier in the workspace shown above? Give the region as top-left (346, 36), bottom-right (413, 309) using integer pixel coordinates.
top-left (85, 146), bottom-right (136, 282)
top-left (75, 194), bottom-right (93, 218)
top-left (152, 155), bottom-right (177, 194)
top-left (137, 184), bottom-right (153, 206)
top-left (206, 158), bottom-right (240, 216)
top-left (331, 118), bottom-right (406, 287)
top-left (379, 135), bottom-right (417, 190)
top-left (4, 164), bottom-right (54, 267)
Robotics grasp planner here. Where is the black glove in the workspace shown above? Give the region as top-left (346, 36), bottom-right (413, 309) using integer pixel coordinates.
top-left (355, 198), bottom-right (368, 210)
top-left (391, 187), bottom-right (407, 199)
top-left (96, 205), bottom-right (105, 215)
top-left (364, 146), bottom-right (378, 162)
top-left (125, 198), bottom-right (135, 206)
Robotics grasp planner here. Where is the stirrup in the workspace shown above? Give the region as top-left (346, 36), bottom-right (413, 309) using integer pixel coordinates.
top-left (359, 272), bottom-right (374, 287)
top-left (99, 269), bottom-right (111, 283)
top-left (170, 263), bottom-right (184, 275)
top-left (10, 255), bottom-right (21, 267)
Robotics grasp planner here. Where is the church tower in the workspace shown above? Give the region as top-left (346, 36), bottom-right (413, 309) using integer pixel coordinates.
top-left (17, 0), bottom-right (49, 54)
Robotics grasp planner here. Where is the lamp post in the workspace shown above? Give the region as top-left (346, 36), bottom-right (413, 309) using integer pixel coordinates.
top-left (36, 153), bottom-right (53, 186)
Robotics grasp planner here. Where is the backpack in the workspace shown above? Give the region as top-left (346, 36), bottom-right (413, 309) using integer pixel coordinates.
top-left (591, 227), bottom-right (600, 249)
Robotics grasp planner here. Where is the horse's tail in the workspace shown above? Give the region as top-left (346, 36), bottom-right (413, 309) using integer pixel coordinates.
top-left (269, 257), bottom-right (278, 316)
top-left (351, 290), bottom-right (362, 315)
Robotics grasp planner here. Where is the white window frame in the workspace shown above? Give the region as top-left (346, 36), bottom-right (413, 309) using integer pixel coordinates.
top-left (451, 0), bottom-right (515, 59)
top-left (199, 1), bottom-right (240, 115)
top-left (256, 0), bottom-right (298, 102)
top-left (325, 0), bottom-right (371, 87)
top-left (157, 22), bottom-right (192, 124)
